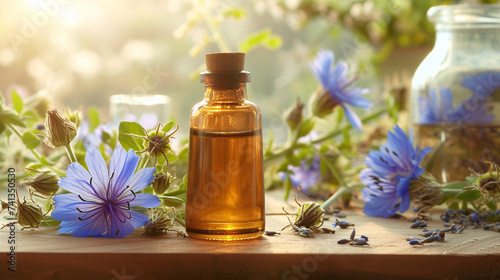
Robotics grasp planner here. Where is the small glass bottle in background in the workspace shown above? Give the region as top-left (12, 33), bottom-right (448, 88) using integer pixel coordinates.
top-left (186, 52), bottom-right (265, 241)
top-left (411, 4), bottom-right (500, 183)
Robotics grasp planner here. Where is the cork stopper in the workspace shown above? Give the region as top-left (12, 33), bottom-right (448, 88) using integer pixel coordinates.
top-left (205, 52), bottom-right (245, 72)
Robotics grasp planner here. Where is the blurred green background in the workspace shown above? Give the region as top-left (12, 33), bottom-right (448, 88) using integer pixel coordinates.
top-left (1, 0), bottom-right (497, 140)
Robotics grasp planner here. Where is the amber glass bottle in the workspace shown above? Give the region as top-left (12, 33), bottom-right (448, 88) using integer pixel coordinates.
top-left (186, 52), bottom-right (265, 241)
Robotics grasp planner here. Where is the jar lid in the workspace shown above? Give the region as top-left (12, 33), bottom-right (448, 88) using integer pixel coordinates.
top-left (428, 4), bottom-right (500, 29)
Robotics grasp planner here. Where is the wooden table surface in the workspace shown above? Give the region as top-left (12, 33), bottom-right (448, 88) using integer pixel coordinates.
top-left (1, 192), bottom-right (499, 280)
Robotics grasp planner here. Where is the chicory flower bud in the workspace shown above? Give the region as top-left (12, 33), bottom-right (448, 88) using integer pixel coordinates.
top-left (45, 108), bottom-right (77, 147)
top-left (284, 99), bottom-right (304, 130)
top-left (23, 170), bottom-right (60, 198)
top-left (152, 173), bottom-right (173, 195)
top-left (16, 197), bottom-right (43, 229)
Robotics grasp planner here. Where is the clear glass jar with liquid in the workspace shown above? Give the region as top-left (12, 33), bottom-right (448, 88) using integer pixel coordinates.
top-left (411, 4), bottom-right (500, 183)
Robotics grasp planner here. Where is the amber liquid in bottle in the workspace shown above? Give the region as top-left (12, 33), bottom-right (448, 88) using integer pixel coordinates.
top-left (186, 53), bottom-right (265, 241)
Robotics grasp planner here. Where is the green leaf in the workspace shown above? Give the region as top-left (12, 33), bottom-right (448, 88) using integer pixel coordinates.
top-left (422, 140), bottom-right (445, 173)
top-left (284, 175), bottom-right (292, 201)
top-left (26, 162), bottom-right (44, 170)
top-left (449, 201), bottom-right (459, 210)
top-left (101, 128), bottom-right (112, 144)
top-left (286, 153), bottom-right (301, 166)
top-left (442, 181), bottom-right (471, 190)
top-left (162, 121), bottom-right (174, 134)
top-left (465, 176), bottom-right (477, 183)
top-left (319, 156), bottom-right (328, 175)
top-left (342, 127), bottom-right (351, 147)
top-left (87, 107), bottom-right (101, 132)
top-left (158, 195), bottom-right (185, 204)
top-left (40, 216), bottom-right (61, 227)
top-left (238, 28), bottom-right (282, 52)
top-left (455, 189), bottom-right (482, 202)
top-left (441, 181), bottom-right (472, 203)
top-left (177, 146), bottom-right (189, 161)
top-left (165, 185), bottom-right (186, 197)
top-left (11, 90), bottom-right (23, 114)
top-left (166, 152), bottom-right (178, 163)
top-left (222, 7), bottom-right (246, 19)
top-left (264, 36), bottom-right (282, 49)
top-left (277, 160), bottom-right (290, 172)
top-left (264, 128), bottom-right (274, 156)
top-left (332, 107), bottom-right (343, 127)
top-left (118, 121), bottom-right (146, 152)
top-left (485, 197), bottom-right (497, 211)
top-left (296, 118), bottom-right (315, 138)
top-left (22, 131), bottom-right (40, 149)
top-left (0, 107), bottom-right (26, 128)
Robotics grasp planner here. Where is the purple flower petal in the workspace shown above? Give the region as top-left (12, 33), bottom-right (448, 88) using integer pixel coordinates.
top-left (85, 149), bottom-right (109, 197)
top-left (129, 193), bottom-right (161, 208)
top-left (126, 167), bottom-right (155, 192)
top-left (129, 211), bottom-right (150, 228)
top-left (109, 148), bottom-right (139, 194)
top-left (52, 148), bottom-right (160, 238)
top-left (58, 177), bottom-right (103, 201)
top-left (342, 105), bottom-right (362, 131)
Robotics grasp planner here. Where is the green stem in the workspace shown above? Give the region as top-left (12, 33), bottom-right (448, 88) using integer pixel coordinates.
top-left (7, 124), bottom-right (44, 163)
top-left (64, 144), bottom-right (77, 164)
top-left (321, 186), bottom-right (349, 211)
top-left (441, 188), bottom-right (463, 196)
top-left (470, 201), bottom-right (481, 212)
top-left (311, 107), bottom-right (386, 145)
top-left (137, 154), bottom-right (150, 170)
top-left (197, 0), bottom-right (231, 52)
top-left (264, 108), bottom-right (386, 163)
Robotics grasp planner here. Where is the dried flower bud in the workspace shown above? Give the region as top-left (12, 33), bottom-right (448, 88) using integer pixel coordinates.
top-left (468, 161), bottom-right (500, 201)
top-left (283, 195), bottom-right (325, 230)
top-left (45, 108), bottom-right (77, 147)
top-left (16, 196), bottom-right (44, 229)
top-left (1, 198), bottom-right (9, 213)
top-left (409, 172), bottom-right (443, 214)
top-left (23, 170), bottom-right (60, 198)
top-left (284, 98), bottom-right (304, 130)
top-left (152, 173), bottom-right (173, 195)
top-left (294, 201), bottom-right (325, 229)
top-left (143, 208), bottom-right (176, 236)
top-left (311, 89), bottom-right (338, 118)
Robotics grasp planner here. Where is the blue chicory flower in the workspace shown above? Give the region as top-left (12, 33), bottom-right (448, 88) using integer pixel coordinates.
top-left (419, 87), bottom-right (494, 124)
top-left (309, 50), bottom-right (372, 130)
top-left (419, 72), bottom-right (500, 124)
top-left (461, 71), bottom-right (500, 99)
top-left (52, 147), bottom-right (160, 237)
top-left (360, 125), bottom-right (431, 218)
top-left (281, 156), bottom-right (322, 195)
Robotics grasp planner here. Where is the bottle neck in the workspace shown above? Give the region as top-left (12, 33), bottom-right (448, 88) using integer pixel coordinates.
top-left (200, 71), bottom-right (250, 103)
top-left (203, 84), bottom-right (247, 102)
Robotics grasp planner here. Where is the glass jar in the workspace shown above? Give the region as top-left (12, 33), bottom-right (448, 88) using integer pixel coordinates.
top-left (411, 4), bottom-right (500, 183)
